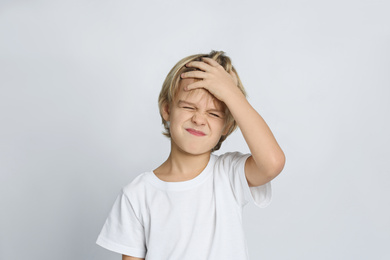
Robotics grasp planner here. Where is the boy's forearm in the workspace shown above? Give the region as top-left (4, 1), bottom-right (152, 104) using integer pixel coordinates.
top-left (225, 93), bottom-right (285, 175)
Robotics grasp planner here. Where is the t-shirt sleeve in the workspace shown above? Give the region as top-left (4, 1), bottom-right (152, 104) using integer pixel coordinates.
top-left (96, 189), bottom-right (146, 258)
top-left (218, 152), bottom-right (272, 208)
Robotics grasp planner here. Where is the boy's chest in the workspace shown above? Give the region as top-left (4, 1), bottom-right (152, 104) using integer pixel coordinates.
top-left (135, 174), bottom-right (243, 252)
top-left (139, 180), bottom-right (218, 242)
top-left (145, 180), bottom-right (215, 223)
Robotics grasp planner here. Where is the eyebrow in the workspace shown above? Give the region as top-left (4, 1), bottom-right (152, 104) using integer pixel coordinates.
top-left (178, 100), bottom-right (196, 107)
top-left (178, 100), bottom-right (225, 114)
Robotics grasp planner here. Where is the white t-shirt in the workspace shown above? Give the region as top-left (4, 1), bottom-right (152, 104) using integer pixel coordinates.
top-left (96, 152), bottom-right (272, 259)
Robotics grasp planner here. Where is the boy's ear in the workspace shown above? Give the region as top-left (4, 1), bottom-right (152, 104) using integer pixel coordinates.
top-left (222, 121), bottom-right (232, 136)
top-left (161, 102), bottom-right (170, 121)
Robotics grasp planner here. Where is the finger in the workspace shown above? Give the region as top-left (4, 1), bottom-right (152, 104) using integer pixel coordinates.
top-left (184, 80), bottom-right (205, 91)
top-left (185, 61), bottom-right (211, 72)
top-left (181, 70), bottom-right (207, 79)
top-left (201, 57), bottom-right (221, 67)
top-left (229, 70), bottom-right (238, 85)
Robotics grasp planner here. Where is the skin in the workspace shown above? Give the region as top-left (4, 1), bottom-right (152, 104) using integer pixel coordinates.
top-left (179, 57), bottom-right (286, 187)
top-left (154, 79), bottom-right (228, 181)
top-left (122, 57), bottom-right (285, 259)
top-left (122, 255), bottom-right (144, 260)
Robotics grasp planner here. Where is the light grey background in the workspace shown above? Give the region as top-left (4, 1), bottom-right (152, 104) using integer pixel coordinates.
top-left (1, 0), bottom-right (389, 259)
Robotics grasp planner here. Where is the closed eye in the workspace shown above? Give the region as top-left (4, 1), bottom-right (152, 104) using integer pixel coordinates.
top-left (183, 106), bottom-right (195, 110)
top-left (209, 113), bottom-right (220, 118)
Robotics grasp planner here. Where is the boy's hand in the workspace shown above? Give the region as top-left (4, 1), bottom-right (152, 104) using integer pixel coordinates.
top-left (181, 57), bottom-right (242, 102)
top-left (182, 57), bottom-right (285, 187)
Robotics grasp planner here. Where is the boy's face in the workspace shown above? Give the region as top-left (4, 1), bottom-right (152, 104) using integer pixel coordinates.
top-left (163, 78), bottom-right (228, 155)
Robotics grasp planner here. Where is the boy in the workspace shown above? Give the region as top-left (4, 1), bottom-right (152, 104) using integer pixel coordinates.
top-left (96, 51), bottom-right (285, 260)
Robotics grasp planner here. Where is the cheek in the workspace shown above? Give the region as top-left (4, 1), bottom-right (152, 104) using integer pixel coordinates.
top-left (169, 111), bottom-right (193, 129)
top-left (211, 120), bottom-right (226, 134)
top-left (172, 111), bottom-right (191, 123)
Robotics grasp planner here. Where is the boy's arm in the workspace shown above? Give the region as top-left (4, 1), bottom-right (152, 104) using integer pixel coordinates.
top-left (122, 254), bottom-right (144, 260)
top-left (182, 58), bottom-right (285, 187)
top-left (224, 92), bottom-right (285, 186)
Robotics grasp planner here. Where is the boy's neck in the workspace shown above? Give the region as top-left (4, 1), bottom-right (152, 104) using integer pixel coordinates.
top-left (154, 150), bottom-right (211, 182)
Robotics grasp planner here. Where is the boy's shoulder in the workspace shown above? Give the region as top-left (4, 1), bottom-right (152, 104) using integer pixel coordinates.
top-left (215, 151), bottom-right (248, 159)
top-left (213, 151), bottom-right (250, 165)
top-left (121, 172), bottom-right (150, 198)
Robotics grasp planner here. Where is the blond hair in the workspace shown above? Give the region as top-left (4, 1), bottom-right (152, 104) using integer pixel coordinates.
top-left (158, 50), bottom-right (247, 151)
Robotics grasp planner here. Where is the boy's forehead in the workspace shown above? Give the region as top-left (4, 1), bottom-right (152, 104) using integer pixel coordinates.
top-left (176, 79), bottom-right (224, 109)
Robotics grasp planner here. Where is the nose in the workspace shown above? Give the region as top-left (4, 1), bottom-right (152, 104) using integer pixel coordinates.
top-left (191, 112), bottom-right (206, 125)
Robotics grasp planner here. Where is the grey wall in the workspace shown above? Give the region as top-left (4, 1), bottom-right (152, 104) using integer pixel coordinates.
top-left (1, 0), bottom-right (389, 259)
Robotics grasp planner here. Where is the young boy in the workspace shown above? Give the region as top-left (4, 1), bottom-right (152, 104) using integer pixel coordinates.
top-left (96, 51), bottom-right (285, 260)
